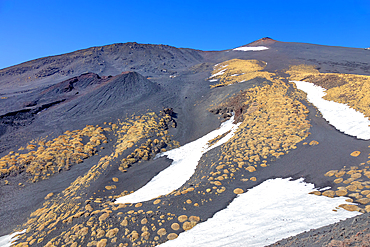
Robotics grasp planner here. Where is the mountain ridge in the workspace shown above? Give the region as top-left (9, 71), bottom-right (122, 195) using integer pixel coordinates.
top-left (1, 38), bottom-right (370, 94)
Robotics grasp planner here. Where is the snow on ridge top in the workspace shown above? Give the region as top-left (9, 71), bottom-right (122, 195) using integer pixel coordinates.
top-left (233, 46), bottom-right (269, 51)
top-left (292, 81), bottom-right (370, 140)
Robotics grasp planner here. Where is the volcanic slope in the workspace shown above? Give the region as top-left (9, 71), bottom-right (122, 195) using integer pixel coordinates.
top-left (0, 42), bottom-right (204, 93)
top-left (0, 38), bottom-right (370, 247)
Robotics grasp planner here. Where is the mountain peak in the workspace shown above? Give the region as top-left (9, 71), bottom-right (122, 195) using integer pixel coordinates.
top-left (247, 37), bottom-right (277, 46)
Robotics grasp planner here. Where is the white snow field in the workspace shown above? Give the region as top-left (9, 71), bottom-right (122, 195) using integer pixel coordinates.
top-left (161, 178), bottom-right (360, 247)
top-left (292, 81), bottom-right (370, 140)
top-left (233, 46), bottom-right (269, 51)
top-left (0, 230), bottom-right (26, 247)
top-left (116, 117), bottom-right (241, 204)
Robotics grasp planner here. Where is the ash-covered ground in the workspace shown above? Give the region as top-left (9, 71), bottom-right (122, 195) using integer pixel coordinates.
top-left (1, 38), bottom-right (370, 246)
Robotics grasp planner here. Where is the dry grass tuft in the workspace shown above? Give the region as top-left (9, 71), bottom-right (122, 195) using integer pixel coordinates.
top-left (171, 223), bottom-right (180, 231)
top-left (339, 204), bottom-right (360, 212)
top-left (157, 228), bottom-right (167, 236)
top-left (233, 188), bottom-right (244, 194)
top-left (322, 190), bottom-right (335, 198)
top-left (309, 191), bottom-right (321, 196)
top-left (153, 199), bottom-right (161, 205)
top-left (309, 140), bottom-right (319, 146)
top-left (182, 221), bottom-right (196, 231)
top-left (177, 215), bottom-right (188, 223)
top-left (350, 151), bottom-right (361, 157)
top-left (189, 216), bottom-right (200, 223)
top-left (167, 233), bottom-right (178, 240)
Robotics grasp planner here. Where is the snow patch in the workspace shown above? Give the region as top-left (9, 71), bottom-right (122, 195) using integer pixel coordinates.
top-left (116, 117), bottom-right (241, 204)
top-left (233, 46), bottom-right (269, 51)
top-left (208, 79), bottom-right (218, 82)
top-left (161, 178), bottom-right (360, 247)
top-left (209, 68), bottom-right (227, 79)
top-left (292, 81), bottom-right (370, 140)
top-left (0, 230), bottom-right (26, 247)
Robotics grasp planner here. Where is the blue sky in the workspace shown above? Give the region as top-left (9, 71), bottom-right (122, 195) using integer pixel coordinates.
top-left (0, 0), bottom-right (369, 69)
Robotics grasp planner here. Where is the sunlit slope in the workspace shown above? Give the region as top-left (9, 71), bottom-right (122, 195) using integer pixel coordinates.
top-left (7, 59), bottom-right (318, 247)
top-left (1, 40), bottom-right (370, 247)
top-left (7, 58), bottom-right (370, 247)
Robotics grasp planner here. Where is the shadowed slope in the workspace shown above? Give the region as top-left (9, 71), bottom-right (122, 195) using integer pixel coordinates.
top-left (59, 71), bottom-right (161, 116)
top-left (0, 71), bottom-right (161, 154)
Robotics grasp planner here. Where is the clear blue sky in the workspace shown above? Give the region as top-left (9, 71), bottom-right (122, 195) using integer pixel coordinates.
top-left (0, 0), bottom-right (369, 69)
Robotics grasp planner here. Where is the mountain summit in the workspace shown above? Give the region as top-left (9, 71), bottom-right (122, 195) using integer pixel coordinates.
top-left (247, 36), bottom-right (277, 46)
